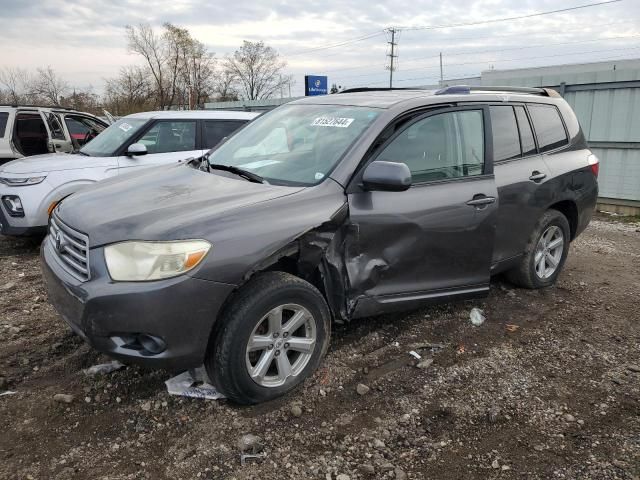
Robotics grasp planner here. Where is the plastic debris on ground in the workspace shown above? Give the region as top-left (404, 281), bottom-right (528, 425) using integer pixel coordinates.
top-left (506, 324), bottom-right (520, 332)
top-left (238, 434), bottom-right (266, 465)
top-left (408, 350), bottom-right (422, 360)
top-left (83, 360), bottom-right (126, 376)
top-left (0, 391), bottom-right (17, 397)
top-left (165, 366), bottom-right (225, 400)
top-left (470, 307), bottom-right (486, 326)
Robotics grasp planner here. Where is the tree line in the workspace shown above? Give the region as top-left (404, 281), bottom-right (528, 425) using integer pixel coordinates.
top-left (0, 23), bottom-right (292, 115)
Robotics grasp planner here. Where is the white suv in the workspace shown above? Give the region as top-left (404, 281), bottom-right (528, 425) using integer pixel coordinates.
top-left (0, 110), bottom-right (258, 235)
top-left (0, 105), bottom-right (110, 163)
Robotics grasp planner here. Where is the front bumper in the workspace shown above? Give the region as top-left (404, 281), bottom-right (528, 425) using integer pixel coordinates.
top-left (41, 238), bottom-right (235, 370)
top-left (0, 206), bottom-right (46, 236)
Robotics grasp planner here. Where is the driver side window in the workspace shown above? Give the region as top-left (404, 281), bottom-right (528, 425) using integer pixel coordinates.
top-left (378, 110), bottom-right (485, 183)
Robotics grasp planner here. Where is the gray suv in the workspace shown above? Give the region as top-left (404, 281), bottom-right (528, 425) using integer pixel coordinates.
top-left (41, 86), bottom-right (598, 404)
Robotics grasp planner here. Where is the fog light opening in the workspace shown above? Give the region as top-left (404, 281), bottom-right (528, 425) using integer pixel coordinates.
top-left (2, 195), bottom-right (24, 217)
top-left (112, 333), bottom-right (167, 355)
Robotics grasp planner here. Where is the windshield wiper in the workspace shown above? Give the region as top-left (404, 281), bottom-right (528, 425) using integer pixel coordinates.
top-left (76, 151), bottom-right (90, 156)
top-left (209, 163), bottom-right (264, 184)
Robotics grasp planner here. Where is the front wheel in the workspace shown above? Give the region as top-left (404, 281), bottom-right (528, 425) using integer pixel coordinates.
top-left (506, 209), bottom-right (570, 289)
top-left (206, 272), bottom-right (331, 405)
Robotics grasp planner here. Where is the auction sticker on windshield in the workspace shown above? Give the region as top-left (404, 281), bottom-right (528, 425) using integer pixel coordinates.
top-left (119, 122), bottom-right (133, 132)
top-left (311, 117), bottom-right (354, 128)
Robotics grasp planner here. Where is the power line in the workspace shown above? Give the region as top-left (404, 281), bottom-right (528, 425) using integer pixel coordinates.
top-left (285, 30), bottom-right (385, 56)
top-left (400, 0), bottom-right (623, 31)
top-left (309, 21), bottom-right (637, 77)
top-left (320, 33), bottom-right (640, 81)
top-left (357, 47), bottom-right (640, 87)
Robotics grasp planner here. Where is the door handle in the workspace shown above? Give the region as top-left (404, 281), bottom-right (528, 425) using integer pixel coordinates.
top-left (466, 195), bottom-right (496, 207)
top-left (529, 171), bottom-right (547, 182)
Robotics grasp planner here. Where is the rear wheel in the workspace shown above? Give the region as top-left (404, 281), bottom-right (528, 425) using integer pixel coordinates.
top-left (206, 272), bottom-right (331, 405)
top-left (506, 209), bottom-right (570, 289)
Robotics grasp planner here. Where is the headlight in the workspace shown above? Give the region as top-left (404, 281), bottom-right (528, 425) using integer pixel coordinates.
top-left (104, 240), bottom-right (211, 281)
top-left (0, 176), bottom-right (46, 186)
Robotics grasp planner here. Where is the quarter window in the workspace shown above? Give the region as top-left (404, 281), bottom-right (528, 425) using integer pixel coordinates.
top-left (0, 112), bottom-right (8, 138)
top-left (489, 106), bottom-right (520, 162)
top-left (138, 121), bottom-right (197, 154)
top-left (203, 120), bottom-right (247, 149)
top-left (378, 110), bottom-right (484, 183)
top-left (514, 106), bottom-right (537, 156)
top-left (528, 105), bottom-right (568, 153)
top-left (47, 113), bottom-right (66, 140)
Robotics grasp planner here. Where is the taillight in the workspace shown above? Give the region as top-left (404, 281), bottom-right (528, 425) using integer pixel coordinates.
top-left (587, 153), bottom-right (599, 177)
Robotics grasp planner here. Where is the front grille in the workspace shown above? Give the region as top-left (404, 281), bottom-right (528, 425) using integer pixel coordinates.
top-left (49, 213), bottom-right (90, 281)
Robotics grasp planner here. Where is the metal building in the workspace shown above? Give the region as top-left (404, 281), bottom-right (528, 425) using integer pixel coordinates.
top-left (447, 59), bottom-right (640, 214)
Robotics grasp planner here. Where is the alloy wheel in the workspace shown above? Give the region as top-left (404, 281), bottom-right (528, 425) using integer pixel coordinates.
top-left (534, 225), bottom-right (564, 279)
top-left (245, 303), bottom-right (317, 388)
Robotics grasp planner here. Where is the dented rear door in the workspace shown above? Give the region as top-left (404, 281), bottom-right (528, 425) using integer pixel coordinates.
top-left (346, 106), bottom-right (498, 300)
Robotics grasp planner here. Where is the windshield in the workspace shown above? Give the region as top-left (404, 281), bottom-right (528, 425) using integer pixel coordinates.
top-left (207, 104), bottom-right (380, 185)
top-left (79, 118), bottom-right (148, 157)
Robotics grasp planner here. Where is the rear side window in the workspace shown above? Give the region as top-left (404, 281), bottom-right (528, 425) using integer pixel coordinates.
top-left (0, 112), bottom-right (8, 138)
top-left (203, 120), bottom-right (247, 149)
top-left (514, 106), bottom-right (537, 156)
top-left (489, 106), bottom-right (520, 162)
top-left (528, 105), bottom-right (568, 153)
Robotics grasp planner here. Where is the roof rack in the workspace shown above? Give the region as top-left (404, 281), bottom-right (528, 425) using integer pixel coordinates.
top-left (435, 85), bottom-right (560, 97)
top-left (0, 104), bottom-right (78, 110)
top-left (339, 87), bottom-right (424, 94)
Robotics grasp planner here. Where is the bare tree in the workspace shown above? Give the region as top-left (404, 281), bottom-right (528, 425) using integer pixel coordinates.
top-left (126, 24), bottom-right (168, 109)
top-left (213, 69), bottom-right (239, 101)
top-left (104, 66), bottom-right (153, 115)
top-left (31, 66), bottom-right (69, 105)
top-left (0, 67), bottom-right (31, 104)
top-left (224, 41), bottom-right (289, 100)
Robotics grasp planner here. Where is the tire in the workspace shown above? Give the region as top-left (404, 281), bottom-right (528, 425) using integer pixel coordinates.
top-left (205, 272), bottom-right (331, 405)
top-left (506, 209), bottom-right (571, 289)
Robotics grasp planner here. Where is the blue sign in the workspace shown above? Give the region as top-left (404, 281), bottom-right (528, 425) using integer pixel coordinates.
top-left (305, 75), bottom-right (328, 96)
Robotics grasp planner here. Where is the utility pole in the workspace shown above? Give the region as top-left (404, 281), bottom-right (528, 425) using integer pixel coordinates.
top-left (386, 27), bottom-right (398, 88)
top-left (439, 52), bottom-right (444, 86)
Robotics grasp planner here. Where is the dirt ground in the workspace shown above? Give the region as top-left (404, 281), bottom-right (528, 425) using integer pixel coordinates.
top-left (0, 215), bottom-right (639, 480)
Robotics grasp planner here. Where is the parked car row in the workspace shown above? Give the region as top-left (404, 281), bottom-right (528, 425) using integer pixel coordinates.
top-left (6, 87), bottom-right (599, 404)
top-left (0, 110), bottom-right (258, 235)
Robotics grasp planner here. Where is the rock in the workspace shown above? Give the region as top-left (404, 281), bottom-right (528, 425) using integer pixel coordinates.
top-left (394, 467), bottom-right (407, 479)
top-left (237, 434), bottom-right (263, 453)
top-left (356, 384), bottom-right (370, 395)
top-left (502, 465), bottom-right (511, 471)
top-left (379, 462), bottom-right (394, 472)
top-left (416, 358), bottom-right (433, 370)
top-left (577, 419), bottom-right (584, 425)
top-left (626, 364), bottom-right (640, 373)
top-left (487, 406), bottom-right (500, 423)
top-left (492, 459), bottom-right (500, 469)
top-left (291, 405), bottom-right (303, 417)
top-left (563, 413), bottom-right (575, 422)
top-left (0, 282), bottom-right (16, 292)
top-left (399, 413), bottom-right (411, 424)
top-left (53, 393), bottom-right (74, 404)
top-left (336, 475), bottom-right (350, 480)
top-left (141, 402), bottom-right (152, 411)
top-left (359, 464), bottom-right (375, 475)
top-left (534, 445), bottom-right (545, 452)
top-left (373, 439), bottom-right (385, 449)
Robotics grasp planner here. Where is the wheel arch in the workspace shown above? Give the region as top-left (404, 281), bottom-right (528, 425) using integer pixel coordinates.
top-left (547, 199), bottom-right (578, 241)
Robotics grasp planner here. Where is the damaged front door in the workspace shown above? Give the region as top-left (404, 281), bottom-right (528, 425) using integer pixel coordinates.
top-left (347, 106), bottom-right (497, 315)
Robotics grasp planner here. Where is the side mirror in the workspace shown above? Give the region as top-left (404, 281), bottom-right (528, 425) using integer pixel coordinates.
top-left (126, 143), bottom-right (148, 157)
top-left (362, 160), bottom-right (412, 192)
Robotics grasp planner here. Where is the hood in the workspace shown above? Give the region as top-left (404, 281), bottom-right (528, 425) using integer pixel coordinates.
top-left (56, 164), bottom-right (305, 247)
top-left (0, 153), bottom-right (114, 175)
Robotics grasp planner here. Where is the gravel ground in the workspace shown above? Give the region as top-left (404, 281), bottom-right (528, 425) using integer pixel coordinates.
top-left (0, 215), bottom-right (639, 480)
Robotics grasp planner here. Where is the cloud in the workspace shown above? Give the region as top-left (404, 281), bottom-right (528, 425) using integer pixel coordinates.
top-left (0, 0), bottom-right (638, 95)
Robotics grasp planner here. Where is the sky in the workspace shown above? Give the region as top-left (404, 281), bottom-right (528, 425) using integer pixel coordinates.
top-left (1, 0), bottom-right (639, 97)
